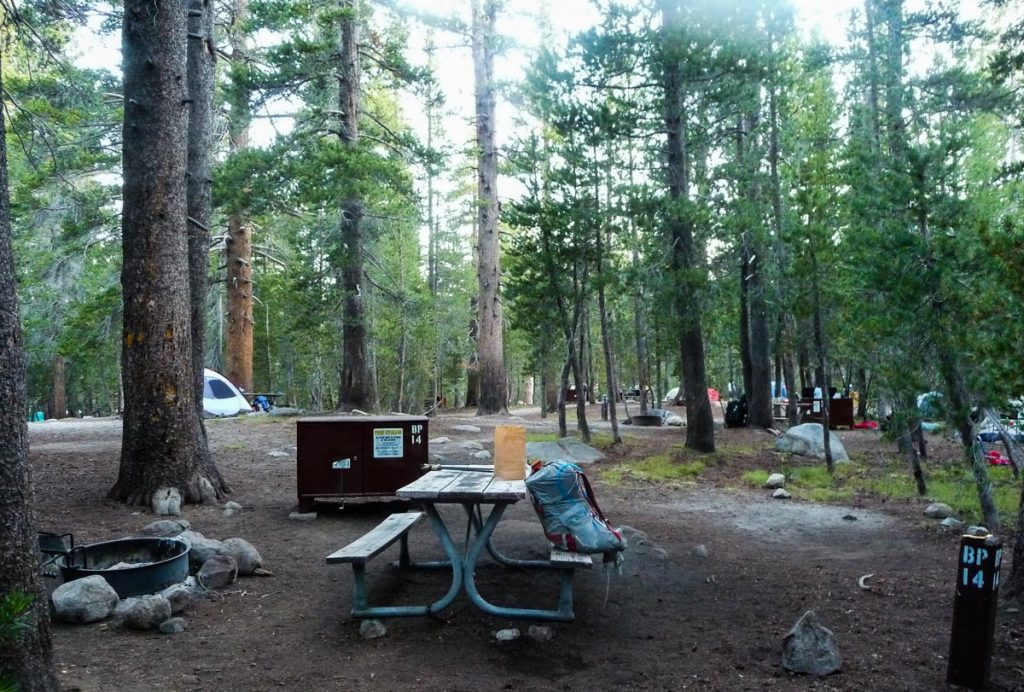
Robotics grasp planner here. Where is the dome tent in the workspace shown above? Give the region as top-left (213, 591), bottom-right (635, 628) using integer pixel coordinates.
top-left (203, 368), bottom-right (251, 418)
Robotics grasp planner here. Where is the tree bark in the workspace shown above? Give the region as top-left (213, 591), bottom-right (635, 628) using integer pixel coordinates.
top-left (50, 354), bottom-right (65, 419)
top-left (113, 0), bottom-right (227, 508)
top-left (187, 0), bottom-right (217, 478)
top-left (472, 0), bottom-right (507, 415)
top-left (336, 0), bottom-right (378, 411)
top-left (661, 0), bottom-right (715, 452)
top-left (0, 50), bottom-right (59, 692)
top-left (224, 0), bottom-right (254, 393)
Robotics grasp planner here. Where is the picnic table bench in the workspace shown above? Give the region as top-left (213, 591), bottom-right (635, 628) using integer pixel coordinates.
top-left (325, 469), bottom-right (592, 622)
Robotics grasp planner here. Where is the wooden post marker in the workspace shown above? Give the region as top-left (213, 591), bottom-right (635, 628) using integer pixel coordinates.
top-left (946, 533), bottom-right (1003, 690)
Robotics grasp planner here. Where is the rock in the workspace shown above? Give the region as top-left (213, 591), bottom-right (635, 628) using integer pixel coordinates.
top-left (359, 619), bottom-right (387, 639)
top-left (138, 519), bottom-right (190, 538)
top-left (842, 515), bottom-right (858, 521)
top-left (940, 517), bottom-right (964, 530)
top-left (773, 488), bottom-right (792, 500)
top-left (198, 477), bottom-right (218, 505)
top-left (460, 441), bottom-right (484, 451)
top-left (115, 595), bottom-right (173, 630)
top-left (651, 547), bottom-right (669, 561)
top-left (664, 413), bottom-right (685, 427)
top-left (453, 425), bottom-right (482, 433)
top-left (52, 575), bottom-right (119, 624)
top-left (774, 424), bottom-right (850, 462)
top-left (159, 617), bottom-right (187, 635)
top-left (223, 507), bottom-right (239, 517)
top-left (495, 628), bottom-right (520, 642)
top-left (473, 450), bottom-right (492, 460)
top-left (179, 531), bottom-right (225, 571)
top-left (431, 437), bottom-right (451, 444)
top-left (692, 544), bottom-right (709, 559)
top-left (966, 525), bottom-right (990, 537)
top-left (289, 511), bottom-right (318, 521)
top-left (782, 610), bottom-right (842, 676)
top-left (268, 407), bottom-right (302, 417)
top-left (224, 501), bottom-right (243, 511)
top-left (528, 625), bottom-right (554, 642)
top-left (429, 453), bottom-right (448, 463)
top-left (764, 473), bottom-right (786, 489)
top-left (197, 555), bottom-right (238, 589)
top-left (526, 438), bottom-right (604, 466)
top-left (159, 583), bottom-right (193, 615)
top-left (924, 502), bottom-right (955, 519)
top-left (219, 537), bottom-right (263, 576)
top-left (267, 450), bottom-right (289, 457)
top-left (152, 487), bottom-right (183, 516)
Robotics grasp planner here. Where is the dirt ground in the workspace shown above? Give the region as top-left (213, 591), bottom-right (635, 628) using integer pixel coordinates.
top-left (27, 406), bottom-right (1024, 691)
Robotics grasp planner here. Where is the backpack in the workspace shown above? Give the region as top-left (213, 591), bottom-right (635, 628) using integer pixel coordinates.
top-left (525, 460), bottom-right (626, 562)
top-left (725, 396), bottom-right (748, 428)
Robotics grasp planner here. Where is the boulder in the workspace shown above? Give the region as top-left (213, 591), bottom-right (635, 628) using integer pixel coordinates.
top-left (359, 619), bottom-right (387, 639)
top-left (452, 425), bottom-right (482, 433)
top-left (764, 473), bottom-right (786, 489)
top-left (138, 519), bottom-right (191, 538)
top-left (219, 537), bottom-right (263, 576)
top-left (664, 413), bottom-right (685, 427)
top-left (51, 575), bottom-right (119, 624)
top-left (495, 628), bottom-right (520, 642)
top-left (197, 555), bottom-right (238, 589)
top-left (473, 450), bottom-right (492, 460)
top-left (159, 583), bottom-right (193, 615)
top-left (115, 595), bottom-right (172, 630)
top-left (782, 611), bottom-right (842, 676)
top-left (152, 487), bottom-right (183, 516)
top-left (179, 530), bottom-right (225, 571)
top-left (460, 441), bottom-right (484, 451)
top-left (431, 437), bottom-right (451, 444)
top-left (289, 512), bottom-right (318, 522)
top-left (773, 488), bottom-right (792, 500)
top-left (526, 438), bottom-right (604, 466)
top-left (159, 617), bottom-right (188, 634)
top-left (774, 424), bottom-right (849, 462)
top-left (924, 502), bottom-right (955, 519)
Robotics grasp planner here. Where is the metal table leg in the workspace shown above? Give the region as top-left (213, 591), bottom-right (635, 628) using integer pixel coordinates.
top-left (350, 503), bottom-right (462, 619)
top-left (462, 502), bottom-right (577, 622)
top-left (461, 503), bottom-right (555, 570)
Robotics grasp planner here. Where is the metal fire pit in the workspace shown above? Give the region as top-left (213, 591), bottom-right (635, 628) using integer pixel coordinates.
top-left (57, 537), bottom-right (190, 598)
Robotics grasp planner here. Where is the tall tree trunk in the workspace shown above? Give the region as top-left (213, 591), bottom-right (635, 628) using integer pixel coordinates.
top-left (466, 296), bottom-right (480, 408)
top-left (810, 248), bottom-right (833, 474)
top-left (50, 354), bottom-right (65, 419)
top-left (187, 0), bottom-right (216, 475)
top-left (113, 0), bottom-right (227, 508)
top-left (557, 353), bottom-right (570, 438)
top-left (224, 0), bottom-right (254, 393)
top-left (472, 0), bottom-right (507, 415)
top-left (739, 243), bottom-right (753, 399)
top-left (597, 220), bottom-right (621, 443)
top-left (0, 50), bottom-right (59, 692)
top-left (661, 0), bottom-right (715, 452)
top-left (336, 0), bottom-right (377, 411)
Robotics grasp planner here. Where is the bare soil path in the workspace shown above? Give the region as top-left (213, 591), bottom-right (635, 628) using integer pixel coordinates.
top-left (27, 408), bottom-right (1024, 691)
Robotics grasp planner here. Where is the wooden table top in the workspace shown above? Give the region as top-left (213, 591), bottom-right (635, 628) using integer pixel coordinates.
top-left (396, 469), bottom-right (525, 502)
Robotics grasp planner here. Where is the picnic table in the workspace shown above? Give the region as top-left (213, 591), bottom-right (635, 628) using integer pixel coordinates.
top-left (326, 468), bottom-right (591, 622)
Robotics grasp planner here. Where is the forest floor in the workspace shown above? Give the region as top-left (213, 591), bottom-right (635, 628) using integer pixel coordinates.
top-left (27, 405), bottom-right (1024, 691)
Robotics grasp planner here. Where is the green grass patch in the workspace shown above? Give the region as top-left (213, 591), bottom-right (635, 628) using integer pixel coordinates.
top-left (742, 470), bottom-right (770, 487)
top-left (525, 432), bottom-right (616, 449)
top-left (600, 454), bottom-right (705, 485)
top-left (864, 463), bottom-right (1019, 524)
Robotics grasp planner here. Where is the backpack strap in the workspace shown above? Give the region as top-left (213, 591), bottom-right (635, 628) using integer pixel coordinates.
top-left (578, 471), bottom-right (609, 523)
